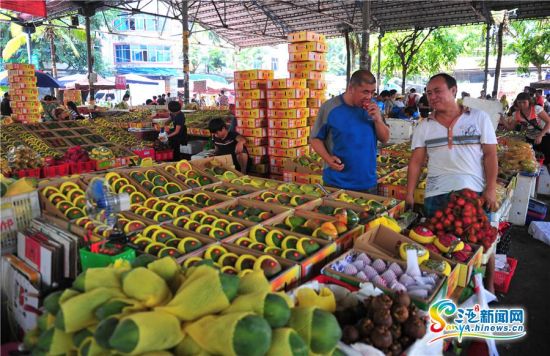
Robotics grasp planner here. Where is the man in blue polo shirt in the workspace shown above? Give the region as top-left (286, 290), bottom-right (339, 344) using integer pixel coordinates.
top-left (311, 70), bottom-right (390, 192)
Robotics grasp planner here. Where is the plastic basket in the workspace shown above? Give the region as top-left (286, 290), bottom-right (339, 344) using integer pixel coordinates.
top-left (42, 163), bottom-right (70, 178)
top-left (0, 190), bottom-right (41, 254)
top-left (79, 246), bottom-right (136, 271)
top-left (14, 168), bottom-right (41, 179)
top-left (69, 161), bottom-right (96, 174)
top-left (494, 257), bottom-right (517, 294)
top-left (155, 150), bottom-right (174, 162)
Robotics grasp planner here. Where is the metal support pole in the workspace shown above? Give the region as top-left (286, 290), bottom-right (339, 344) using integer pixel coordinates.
top-left (182, 0), bottom-right (190, 104)
top-left (345, 30), bottom-right (351, 87)
top-left (482, 22), bottom-right (490, 96)
top-left (359, 0), bottom-right (371, 70)
top-left (377, 32), bottom-right (383, 93)
top-left (493, 21), bottom-right (504, 97)
top-left (85, 15), bottom-right (94, 103)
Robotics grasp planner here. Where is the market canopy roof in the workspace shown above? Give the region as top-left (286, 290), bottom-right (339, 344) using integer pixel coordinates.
top-left (58, 73), bottom-right (116, 90)
top-left (30, 0), bottom-right (550, 48)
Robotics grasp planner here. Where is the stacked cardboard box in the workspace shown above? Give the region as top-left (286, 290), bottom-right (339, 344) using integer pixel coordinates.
top-left (234, 70), bottom-right (274, 176)
top-left (287, 31), bottom-right (329, 128)
top-left (63, 89), bottom-right (82, 105)
top-left (266, 79), bottom-right (311, 179)
top-left (6, 63), bottom-right (40, 123)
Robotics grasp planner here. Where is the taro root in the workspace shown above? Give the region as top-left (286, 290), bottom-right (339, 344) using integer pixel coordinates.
top-left (390, 324), bottom-right (402, 340)
top-left (371, 326), bottom-right (393, 349)
top-left (373, 308), bottom-right (393, 328)
top-left (391, 304), bottom-right (410, 324)
top-left (404, 317), bottom-right (426, 339)
top-left (395, 291), bottom-right (411, 307)
top-left (371, 294), bottom-right (393, 310)
top-left (342, 325), bottom-right (360, 344)
top-left (358, 318), bottom-right (375, 337)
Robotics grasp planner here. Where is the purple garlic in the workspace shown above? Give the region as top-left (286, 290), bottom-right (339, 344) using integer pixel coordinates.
top-left (353, 260), bottom-right (366, 270)
top-left (356, 271), bottom-right (367, 280)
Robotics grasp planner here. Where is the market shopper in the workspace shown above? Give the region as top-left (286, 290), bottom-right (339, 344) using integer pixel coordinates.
top-left (218, 90), bottom-right (229, 106)
top-left (311, 69), bottom-right (390, 193)
top-left (208, 117), bottom-right (248, 173)
top-left (165, 101), bottom-right (188, 161)
top-left (1, 92), bottom-right (12, 116)
top-left (406, 73), bottom-right (498, 214)
top-left (66, 101), bottom-right (84, 120)
top-left (417, 88), bottom-right (430, 118)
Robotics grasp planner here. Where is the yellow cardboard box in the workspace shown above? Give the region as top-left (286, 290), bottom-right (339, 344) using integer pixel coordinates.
top-left (307, 79), bottom-right (327, 90)
top-left (269, 136), bottom-right (309, 148)
top-left (238, 127), bottom-right (268, 137)
top-left (247, 145), bottom-right (268, 156)
top-left (288, 41), bottom-right (328, 53)
top-left (8, 76), bottom-right (37, 84)
top-left (13, 88), bottom-right (39, 96)
top-left (234, 80), bottom-right (268, 90)
top-left (13, 101), bottom-right (40, 108)
top-left (266, 88), bottom-right (309, 99)
top-left (289, 51), bottom-right (326, 62)
top-left (268, 145), bottom-right (310, 158)
top-left (8, 69), bottom-right (35, 76)
top-left (309, 89), bottom-right (327, 100)
top-left (269, 156), bottom-right (287, 167)
top-left (268, 127), bottom-right (310, 139)
top-left (11, 94), bottom-right (38, 101)
top-left (5, 63), bottom-right (34, 70)
top-left (267, 108), bottom-right (310, 119)
top-left (307, 98), bottom-right (324, 108)
top-left (309, 108), bottom-right (319, 117)
top-left (268, 117), bottom-right (308, 129)
top-left (234, 69), bottom-right (274, 80)
top-left (287, 31), bottom-right (326, 43)
top-left (267, 98), bottom-right (307, 109)
top-left (288, 61), bottom-right (328, 72)
top-left (235, 99), bottom-right (267, 109)
top-left (236, 118), bottom-right (267, 128)
top-left (12, 107), bottom-right (40, 115)
top-left (290, 71), bottom-right (325, 80)
top-left (245, 137), bottom-right (268, 146)
top-left (235, 89), bottom-right (266, 100)
top-left (266, 78), bottom-right (307, 89)
top-left (235, 108), bottom-right (266, 118)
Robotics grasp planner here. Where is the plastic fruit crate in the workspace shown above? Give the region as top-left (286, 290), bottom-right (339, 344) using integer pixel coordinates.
top-left (14, 168), bottom-right (41, 179)
top-left (155, 150), bottom-right (174, 162)
top-left (79, 246), bottom-right (136, 271)
top-left (69, 161), bottom-right (96, 174)
top-left (494, 257), bottom-right (517, 294)
top-left (42, 163), bottom-right (70, 178)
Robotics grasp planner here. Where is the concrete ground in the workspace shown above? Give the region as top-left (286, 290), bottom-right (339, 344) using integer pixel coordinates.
top-left (495, 224), bottom-right (550, 355)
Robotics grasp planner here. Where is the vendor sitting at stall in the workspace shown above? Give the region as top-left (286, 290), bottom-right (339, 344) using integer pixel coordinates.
top-left (66, 101), bottom-right (85, 120)
top-left (41, 95), bottom-right (60, 121)
top-left (53, 107), bottom-right (70, 121)
top-left (208, 117), bottom-right (248, 174)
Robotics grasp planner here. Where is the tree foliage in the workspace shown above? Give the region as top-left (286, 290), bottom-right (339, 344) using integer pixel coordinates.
top-left (373, 27), bottom-right (462, 92)
top-left (507, 19), bottom-right (550, 80)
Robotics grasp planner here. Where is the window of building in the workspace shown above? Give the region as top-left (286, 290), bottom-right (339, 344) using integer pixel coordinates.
top-left (271, 57), bottom-right (279, 71)
top-left (114, 44), bottom-right (171, 63)
top-left (114, 44), bottom-right (130, 63)
top-left (113, 14), bottom-right (158, 32)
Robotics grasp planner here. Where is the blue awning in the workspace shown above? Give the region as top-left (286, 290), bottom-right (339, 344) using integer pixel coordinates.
top-left (115, 67), bottom-right (228, 84)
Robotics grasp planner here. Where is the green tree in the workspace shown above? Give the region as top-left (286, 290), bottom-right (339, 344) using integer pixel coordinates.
top-left (326, 38), bottom-right (346, 76)
top-left (508, 19), bottom-right (550, 80)
top-left (375, 27), bottom-right (461, 93)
